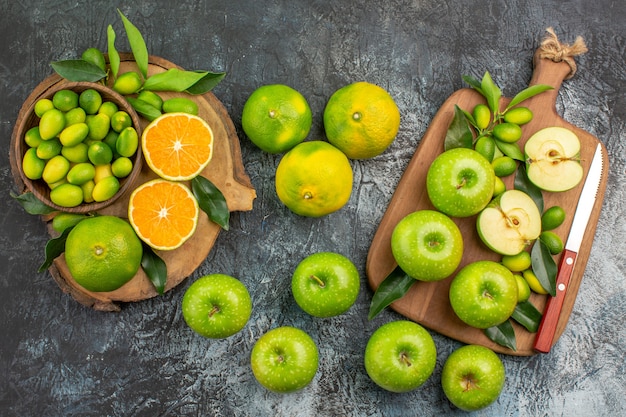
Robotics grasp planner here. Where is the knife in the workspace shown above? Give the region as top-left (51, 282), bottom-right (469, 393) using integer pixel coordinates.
top-left (533, 142), bottom-right (604, 353)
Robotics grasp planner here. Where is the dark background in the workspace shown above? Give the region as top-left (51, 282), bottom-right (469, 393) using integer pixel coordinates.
top-left (1, 1), bottom-right (625, 416)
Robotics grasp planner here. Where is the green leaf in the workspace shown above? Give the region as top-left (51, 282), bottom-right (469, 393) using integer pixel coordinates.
top-left (444, 105), bottom-right (474, 150)
top-left (495, 139), bottom-right (524, 161)
top-left (480, 72), bottom-right (502, 114)
top-left (484, 320), bottom-right (517, 351)
top-left (143, 68), bottom-right (209, 92)
top-left (38, 227), bottom-right (72, 272)
top-left (191, 176), bottom-right (230, 230)
top-left (50, 59), bottom-right (107, 82)
top-left (11, 191), bottom-right (56, 215)
top-left (506, 84), bottom-right (554, 111)
top-left (141, 244), bottom-right (167, 295)
top-left (511, 300), bottom-right (543, 333)
top-left (185, 71), bottom-right (227, 95)
top-left (531, 239), bottom-right (557, 296)
top-left (107, 24), bottom-right (120, 79)
top-left (514, 164), bottom-right (544, 213)
top-left (368, 266), bottom-right (415, 320)
top-left (125, 96), bottom-right (162, 121)
top-left (117, 9), bottom-right (149, 79)
top-left (462, 74), bottom-right (483, 93)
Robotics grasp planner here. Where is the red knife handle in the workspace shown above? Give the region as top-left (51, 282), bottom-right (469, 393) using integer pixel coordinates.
top-left (533, 248), bottom-right (577, 353)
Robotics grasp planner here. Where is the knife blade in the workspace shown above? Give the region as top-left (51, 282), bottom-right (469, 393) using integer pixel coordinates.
top-left (533, 142), bottom-right (604, 353)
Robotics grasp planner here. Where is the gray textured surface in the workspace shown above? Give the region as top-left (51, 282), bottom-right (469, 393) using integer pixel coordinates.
top-left (1, 1), bottom-right (625, 416)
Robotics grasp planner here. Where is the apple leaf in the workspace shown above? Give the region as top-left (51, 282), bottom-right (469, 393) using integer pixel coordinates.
top-left (506, 84), bottom-right (554, 111)
top-left (444, 105), bottom-right (474, 151)
top-left (511, 301), bottom-right (543, 333)
top-left (10, 191), bottom-right (56, 215)
top-left (484, 320), bottom-right (517, 351)
top-left (141, 245), bottom-right (167, 295)
top-left (514, 164), bottom-right (544, 213)
top-left (192, 175), bottom-right (230, 230)
top-left (531, 239), bottom-right (557, 296)
top-left (494, 139), bottom-right (524, 161)
top-left (38, 227), bottom-right (73, 272)
top-left (368, 266), bottom-right (415, 320)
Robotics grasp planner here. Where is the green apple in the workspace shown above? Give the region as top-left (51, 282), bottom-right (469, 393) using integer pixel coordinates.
top-left (181, 274), bottom-right (252, 339)
top-left (391, 210), bottom-right (463, 281)
top-left (291, 252), bottom-right (360, 317)
top-left (426, 147), bottom-right (495, 217)
top-left (525, 126), bottom-right (583, 192)
top-left (441, 344), bottom-right (506, 412)
top-left (250, 326), bottom-right (319, 393)
top-left (364, 320), bottom-right (437, 393)
top-left (477, 189), bottom-right (541, 256)
top-left (449, 260), bottom-right (518, 329)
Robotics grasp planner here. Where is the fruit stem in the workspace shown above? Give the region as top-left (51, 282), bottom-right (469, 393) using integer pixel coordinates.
top-left (456, 177), bottom-right (467, 190)
top-left (462, 374), bottom-right (479, 392)
top-left (208, 305), bottom-right (220, 318)
top-left (399, 351), bottom-right (412, 367)
top-left (309, 274), bottom-right (326, 288)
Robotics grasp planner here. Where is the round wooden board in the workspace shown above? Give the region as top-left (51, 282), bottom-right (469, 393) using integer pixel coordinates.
top-left (366, 51), bottom-right (609, 355)
top-left (12, 55), bottom-right (256, 311)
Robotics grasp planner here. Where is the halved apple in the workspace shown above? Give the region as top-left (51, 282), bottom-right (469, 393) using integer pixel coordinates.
top-left (477, 190), bottom-right (541, 256)
top-left (524, 126), bottom-right (583, 192)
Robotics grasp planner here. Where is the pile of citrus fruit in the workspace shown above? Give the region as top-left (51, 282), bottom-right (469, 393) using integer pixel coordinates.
top-left (241, 81), bottom-right (400, 217)
top-left (22, 87), bottom-right (139, 207)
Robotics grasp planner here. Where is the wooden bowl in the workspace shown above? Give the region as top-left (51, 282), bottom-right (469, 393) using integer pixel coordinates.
top-left (11, 81), bottom-right (143, 214)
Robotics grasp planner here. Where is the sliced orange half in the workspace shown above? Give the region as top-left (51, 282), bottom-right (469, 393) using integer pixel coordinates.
top-left (142, 112), bottom-right (214, 181)
top-left (128, 179), bottom-right (199, 251)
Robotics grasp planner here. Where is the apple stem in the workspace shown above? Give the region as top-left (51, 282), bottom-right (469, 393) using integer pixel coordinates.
top-left (456, 177), bottom-right (467, 190)
top-left (309, 274), bottom-right (326, 288)
top-left (463, 375), bottom-right (479, 392)
top-left (208, 305), bottom-right (220, 318)
top-left (400, 352), bottom-right (412, 367)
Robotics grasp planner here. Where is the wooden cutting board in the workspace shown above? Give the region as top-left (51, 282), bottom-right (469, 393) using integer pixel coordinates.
top-left (366, 49), bottom-right (609, 355)
top-left (12, 55), bottom-right (256, 311)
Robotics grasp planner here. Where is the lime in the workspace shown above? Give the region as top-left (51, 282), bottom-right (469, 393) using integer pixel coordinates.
top-left (24, 126), bottom-right (43, 148)
top-left (81, 47), bottom-right (107, 72)
top-left (522, 269), bottom-right (548, 295)
top-left (92, 175), bottom-right (120, 202)
top-left (49, 183), bottom-right (84, 207)
top-left (62, 142), bottom-right (89, 163)
top-left (110, 111), bottom-right (132, 133)
top-left (88, 141), bottom-right (113, 165)
top-left (66, 162), bottom-right (96, 185)
top-left (501, 251), bottom-right (532, 272)
top-left (39, 108), bottom-right (66, 140)
top-left (113, 72), bottom-right (142, 95)
top-left (52, 213), bottom-right (88, 234)
top-left (34, 98), bottom-right (54, 118)
top-left (98, 101), bottom-right (119, 119)
top-left (87, 113), bottom-right (110, 140)
top-left (515, 274), bottom-right (531, 303)
top-left (493, 123), bottom-right (522, 143)
top-left (540, 231), bottom-right (564, 255)
top-left (162, 97), bottom-right (198, 115)
top-left (22, 148), bottom-right (45, 180)
top-left (137, 90), bottom-right (163, 110)
top-left (541, 206), bottom-right (566, 231)
top-left (111, 156), bottom-right (133, 178)
top-left (241, 84), bottom-right (312, 154)
top-left (474, 135), bottom-right (496, 162)
top-left (36, 138), bottom-right (62, 160)
top-left (473, 104), bottom-right (491, 130)
top-left (79, 88), bottom-right (103, 115)
top-left (59, 123), bottom-right (89, 147)
top-left (116, 127), bottom-right (138, 157)
top-left (504, 107), bottom-right (533, 125)
top-left (52, 89), bottom-right (79, 112)
top-left (65, 107), bottom-right (87, 126)
top-left (42, 155), bottom-right (70, 184)
top-left (64, 216), bottom-right (143, 292)
top-left (492, 156), bottom-right (517, 177)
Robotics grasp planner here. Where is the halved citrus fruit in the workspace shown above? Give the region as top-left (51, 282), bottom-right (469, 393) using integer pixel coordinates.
top-left (141, 112), bottom-right (214, 181)
top-left (128, 179), bottom-right (199, 251)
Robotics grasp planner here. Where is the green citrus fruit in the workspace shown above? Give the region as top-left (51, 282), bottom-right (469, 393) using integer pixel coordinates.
top-left (323, 81), bottom-right (400, 159)
top-left (540, 231), bottom-right (564, 255)
top-left (79, 88), bottom-right (103, 115)
top-left (275, 140), bottom-right (353, 217)
top-left (504, 107), bottom-right (533, 125)
top-left (501, 250), bottom-right (532, 272)
top-left (49, 183), bottom-right (84, 207)
top-left (113, 72), bottom-right (143, 95)
top-left (65, 107), bottom-right (87, 126)
top-left (541, 206), bottom-right (566, 231)
top-left (81, 47), bottom-right (107, 72)
top-left (162, 97), bottom-right (199, 115)
top-left (473, 104), bottom-right (491, 130)
top-left (493, 122), bottom-right (522, 143)
top-left (34, 98), bottom-right (55, 118)
top-left (110, 111), bottom-right (132, 133)
top-left (64, 216), bottom-right (143, 292)
top-left (88, 141), bottom-right (113, 165)
top-left (22, 148), bottom-right (45, 180)
top-left (39, 108), bottom-right (66, 140)
top-left (242, 84), bottom-right (312, 154)
top-left (52, 89), bottom-right (79, 112)
top-left (474, 135), bottom-right (496, 162)
top-left (492, 156), bottom-right (517, 177)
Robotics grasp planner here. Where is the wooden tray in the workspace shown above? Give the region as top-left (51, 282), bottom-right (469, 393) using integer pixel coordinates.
top-left (11, 55), bottom-right (256, 311)
top-left (366, 50), bottom-right (609, 355)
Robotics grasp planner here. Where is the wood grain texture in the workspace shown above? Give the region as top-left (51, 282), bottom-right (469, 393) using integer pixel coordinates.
top-left (17, 55), bottom-right (257, 311)
top-left (366, 50), bottom-right (609, 356)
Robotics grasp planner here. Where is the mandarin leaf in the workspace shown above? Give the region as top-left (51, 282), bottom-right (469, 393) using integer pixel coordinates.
top-left (143, 68), bottom-right (209, 92)
top-left (192, 176), bottom-right (230, 230)
top-left (444, 105), bottom-right (474, 150)
top-left (531, 239), bottom-right (557, 296)
top-left (39, 227), bottom-right (72, 272)
top-left (511, 300), bottom-right (543, 333)
top-left (107, 24), bottom-right (120, 79)
top-left (495, 139), bottom-right (524, 161)
top-left (117, 9), bottom-right (149, 79)
top-left (480, 72), bottom-right (502, 114)
top-left (514, 164), bottom-right (544, 213)
top-left (11, 191), bottom-right (56, 215)
top-left (126, 96), bottom-right (162, 121)
top-left (50, 60), bottom-right (107, 82)
top-left (142, 245), bottom-right (167, 295)
top-left (186, 71), bottom-right (227, 95)
top-left (506, 84), bottom-right (554, 110)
